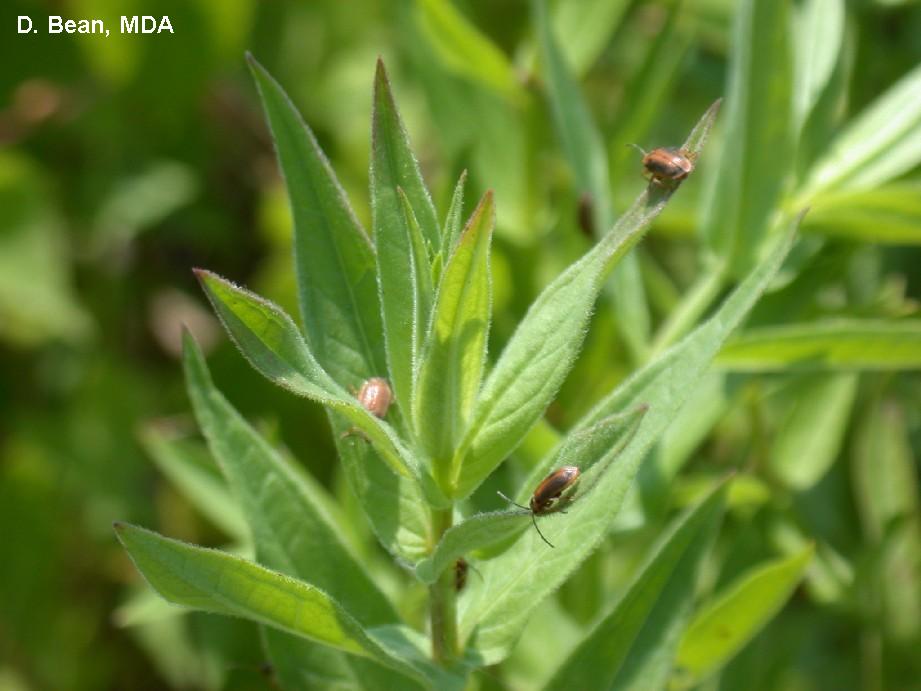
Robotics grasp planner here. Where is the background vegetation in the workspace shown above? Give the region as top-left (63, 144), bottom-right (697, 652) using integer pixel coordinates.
top-left (2, 0), bottom-right (920, 689)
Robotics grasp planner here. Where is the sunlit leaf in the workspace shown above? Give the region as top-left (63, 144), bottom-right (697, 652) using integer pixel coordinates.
top-left (673, 545), bottom-right (813, 688)
top-left (459, 216), bottom-right (800, 663)
top-left (717, 320), bottom-right (921, 371)
top-left (543, 482), bottom-right (726, 691)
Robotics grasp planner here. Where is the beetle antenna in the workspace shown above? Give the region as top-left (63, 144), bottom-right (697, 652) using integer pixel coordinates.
top-left (627, 143), bottom-right (647, 156)
top-left (532, 513), bottom-right (555, 548)
top-left (497, 490), bottom-right (529, 512)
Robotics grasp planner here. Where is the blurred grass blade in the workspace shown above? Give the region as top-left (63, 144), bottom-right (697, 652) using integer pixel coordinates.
top-left (803, 62), bottom-right (921, 196)
top-left (717, 319), bottom-right (921, 370)
top-left (418, 409), bottom-right (645, 585)
top-left (543, 482), bottom-right (726, 691)
top-left (414, 192), bottom-right (494, 472)
top-left (183, 333), bottom-right (400, 627)
top-left (769, 373), bottom-right (858, 491)
top-left (442, 169), bottom-right (467, 255)
top-left (247, 56), bottom-right (386, 383)
top-left (414, 0), bottom-right (523, 100)
top-left (802, 183), bottom-right (921, 244)
top-left (852, 396), bottom-right (921, 642)
top-left (673, 545), bottom-right (814, 688)
top-left (792, 0), bottom-right (845, 130)
top-left (535, 0), bottom-right (650, 361)
top-left (113, 523), bottom-right (428, 684)
top-left (552, 0), bottom-right (630, 76)
top-left (702, 0), bottom-right (793, 275)
top-left (139, 425), bottom-right (249, 542)
top-left (459, 214), bottom-right (800, 663)
top-left (195, 270), bottom-right (447, 505)
top-left (453, 99), bottom-right (721, 502)
top-left (372, 60), bottom-right (438, 423)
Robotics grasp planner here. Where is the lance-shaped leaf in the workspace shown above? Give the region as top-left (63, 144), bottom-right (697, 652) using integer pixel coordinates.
top-left (716, 319), bottom-right (921, 371)
top-left (535, 0), bottom-right (649, 361)
top-left (458, 214), bottom-right (800, 663)
top-left (113, 523), bottom-right (428, 685)
top-left (672, 545), bottom-right (814, 688)
top-left (442, 169), bottom-right (467, 257)
top-left (416, 409), bottom-right (645, 585)
top-left (802, 61), bottom-right (921, 197)
top-left (451, 99), bottom-right (721, 501)
top-left (372, 60), bottom-right (439, 424)
top-left (247, 57), bottom-right (432, 559)
top-left (247, 55), bottom-right (385, 383)
top-left (769, 373), bottom-right (858, 491)
top-left (702, 0), bottom-right (793, 276)
top-left (414, 191), bottom-right (494, 470)
top-left (182, 332), bottom-right (398, 627)
top-left (543, 482), bottom-right (727, 691)
top-left (518, 408), bottom-right (647, 506)
top-left (195, 270), bottom-right (447, 507)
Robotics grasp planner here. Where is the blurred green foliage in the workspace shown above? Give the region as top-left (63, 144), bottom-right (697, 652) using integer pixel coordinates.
top-left (2, 0), bottom-right (921, 689)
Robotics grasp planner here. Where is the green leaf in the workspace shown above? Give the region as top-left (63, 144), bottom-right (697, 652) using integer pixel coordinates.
top-left (195, 270), bottom-right (447, 507)
top-left (769, 373), bottom-right (858, 491)
top-left (138, 425), bottom-right (249, 542)
top-left (518, 407), bottom-right (647, 506)
top-left (543, 482), bottom-right (726, 691)
top-left (414, 191), bottom-right (494, 472)
top-left (113, 523), bottom-right (427, 684)
top-left (852, 396), bottom-right (921, 643)
top-left (717, 319), bottom-right (921, 371)
top-left (459, 214), bottom-right (800, 664)
top-left (702, 0), bottom-right (793, 275)
top-left (182, 333), bottom-right (399, 627)
top-left (535, 0), bottom-right (649, 361)
top-left (802, 61), bottom-right (921, 196)
top-left (792, 0), bottom-right (845, 130)
top-left (247, 56), bottom-right (386, 383)
top-left (262, 628), bottom-right (427, 691)
top-left (672, 544), bottom-right (814, 688)
top-left (802, 183), bottom-right (921, 244)
top-left (414, 512), bottom-right (527, 585)
top-left (247, 57), bottom-right (432, 560)
top-left (551, 0), bottom-right (630, 76)
top-left (414, 0), bottom-right (523, 100)
top-left (453, 99), bottom-right (722, 502)
top-left (418, 409), bottom-right (644, 585)
top-left (371, 59), bottom-right (438, 423)
top-left (442, 169), bottom-right (467, 256)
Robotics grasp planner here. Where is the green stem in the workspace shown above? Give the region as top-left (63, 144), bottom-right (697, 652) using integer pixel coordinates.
top-left (429, 506), bottom-right (458, 663)
top-left (648, 263), bottom-right (725, 360)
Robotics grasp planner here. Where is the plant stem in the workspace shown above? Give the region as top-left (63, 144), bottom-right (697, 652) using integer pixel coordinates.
top-left (429, 506), bottom-right (458, 663)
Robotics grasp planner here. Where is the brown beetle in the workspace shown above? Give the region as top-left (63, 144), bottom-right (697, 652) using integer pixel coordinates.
top-left (341, 377), bottom-right (393, 440)
top-left (498, 465), bottom-right (581, 548)
top-left (629, 144), bottom-right (695, 187)
top-left (355, 377), bottom-right (392, 418)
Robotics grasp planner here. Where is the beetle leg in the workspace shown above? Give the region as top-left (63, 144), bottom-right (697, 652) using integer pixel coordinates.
top-left (532, 513), bottom-right (555, 548)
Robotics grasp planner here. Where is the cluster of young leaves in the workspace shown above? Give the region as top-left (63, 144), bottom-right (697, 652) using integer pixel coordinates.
top-left (115, 0), bottom-right (921, 688)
